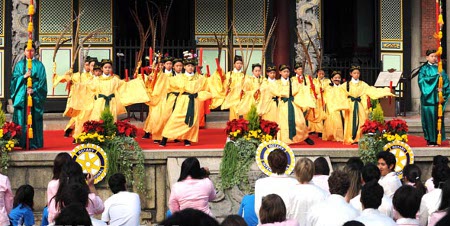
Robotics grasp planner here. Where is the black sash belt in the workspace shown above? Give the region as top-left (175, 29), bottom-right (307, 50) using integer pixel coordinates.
top-left (183, 93), bottom-right (198, 127)
top-left (348, 96), bottom-right (361, 140)
top-left (95, 94), bottom-right (115, 108)
top-left (281, 96), bottom-right (296, 140)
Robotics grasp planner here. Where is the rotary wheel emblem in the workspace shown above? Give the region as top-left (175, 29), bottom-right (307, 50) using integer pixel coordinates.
top-left (71, 143), bottom-right (108, 184)
top-left (383, 140), bottom-right (414, 179)
top-left (256, 140), bottom-right (295, 176)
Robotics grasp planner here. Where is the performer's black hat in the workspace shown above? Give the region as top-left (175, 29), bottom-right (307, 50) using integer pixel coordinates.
top-left (234, 55), bottom-right (243, 63)
top-left (331, 70), bottom-right (342, 78)
top-left (279, 64), bottom-right (290, 71)
top-left (93, 62), bottom-right (102, 71)
top-left (426, 49), bottom-right (437, 56)
top-left (173, 58), bottom-right (183, 64)
top-left (183, 58), bottom-right (197, 66)
top-left (162, 54), bottom-right (174, 63)
top-left (88, 57), bottom-right (98, 63)
top-left (101, 59), bottom-right (113, 67)
top-left (266, 63), bottom-right (276, 72)
top-left (294, 62), bottom-right (303, 69)
top-left (252, 63), bottom-right (262, 71)
top-left (349, 65), bottom-right (360, 73)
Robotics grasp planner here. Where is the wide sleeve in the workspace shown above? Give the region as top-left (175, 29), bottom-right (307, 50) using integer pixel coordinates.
top-left (4, 177), bottom-right (13, 214)
top-left (208, 71), bottom-right (226, 108)
top-left (418, 65), bottom-right (439, 96)
top-left (52, 70), bottom-right (72, 88)
top-left (293, 84), bottom-right (316, 109)
top-left (324, 86), bottom-right (349, 112)
top-left (118, 77), bottom-right (150, 106)
top-left (363, 81), bottom-right (395, 99)
top-left (32, 61), bottom-right (48, 107)
top-left (68, 81), bottom-right (95, 111)
top-left (10, 60), bottom-right (26, 108)
top-left (168, 184), bottom-right (180, 213)
top-left (441, 70), bottom-right (450, 110)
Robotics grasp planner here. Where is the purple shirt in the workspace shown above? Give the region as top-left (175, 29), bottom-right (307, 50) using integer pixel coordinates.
top-left (169, 177), bottom-right (216, 216)
top-left (259, 219), bottom-right (300, 226)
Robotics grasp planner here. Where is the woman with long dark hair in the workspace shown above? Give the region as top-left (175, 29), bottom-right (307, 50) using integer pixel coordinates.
top-left (47, 152), bottom-right (72, 204)
top-left (403, 164), bottom-right (427, 196)
top-left (169, 157), bottom-right (216, 216)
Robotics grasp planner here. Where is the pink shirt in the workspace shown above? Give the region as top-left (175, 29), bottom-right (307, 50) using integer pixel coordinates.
top-left (0, 174), bottom-right (13, 226)
top-left (48, 192), bottom-right (104, 223)
top-left (259, 219), bottom-right (300, 226)
top-left (47, 179), bottom-right (59, 204)
top-left (169, 177), bottom-right (216, 216)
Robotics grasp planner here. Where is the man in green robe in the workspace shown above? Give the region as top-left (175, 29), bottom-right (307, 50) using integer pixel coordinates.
top-left (10, 44), bottom-right (47, 149)
top-left (418, 49), bottom-right (450, 146)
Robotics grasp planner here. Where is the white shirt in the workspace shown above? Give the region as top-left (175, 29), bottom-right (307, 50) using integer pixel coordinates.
top-left (355, 208), bottom-right (396, 226)
top-left (101, 73), bottom-right (111, 78)
top-left (268, 77), bottom-right (276, 82)
top-left (351, 78), bottom-right (360, 83)
top-left (288, 182), bottom-right (328, 225)
top-left (418, 188), bottom-right (442, 226)
top-left (101, 191), bottom-right (141, 226)
top-left (306, 194), bottom-right (359, 226)
top-left (281, 77), bottom-right (289, 85)
top-left (379, 172), bottom-right (402, 198)
top-left (396, 218), bottom-right (420, 226)
top-left (350, 193), bottom-right (394, 218)
top-left (185, 72), bottom-right (195, 77)
top-left (311, 175), bottom-right (330, 194)
top-left (425, 177), bottom-right (435, 193)
top-left (233, 68), bottom-right (243, 73)
top-left (254, 174), bottom-right (298, 217)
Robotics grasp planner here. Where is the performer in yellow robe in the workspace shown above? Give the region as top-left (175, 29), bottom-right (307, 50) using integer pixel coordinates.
top-left (293, 63), bottom-right (316, 124)
top-left (160, 57), bottom-right (211, 146)
top-left (70, 59), bottom-right (149, 138)
top-left (340, 65), bottom-right (395, 145)
top-left (220, 55), bottom-right (246, 120)
top-left (53, 56), bottom-right (94, 137)
top-left (273, 64), bottom-right (314, 145)
top-left (309, 69), bottom-right (330, 137)
top-left (257, 64), bottom-right (278, 122)
top-left (322, 71), bottom-right (348, 142)
top-left (238, 63), bottom-right (263, 116)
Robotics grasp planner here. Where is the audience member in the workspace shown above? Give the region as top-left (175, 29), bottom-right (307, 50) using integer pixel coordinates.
top-left (350, 163), bottom-right (394, 217)
top-left (221, 214), bottom-right (248, 226)
top-left (306, 170), bottom-right (359, 226)
top-left (255, 149), bottom-right (298, 217)
top-left (419, 163), bottom-right (450, 226)
top-left (288, 158), bottom-right (327, 225)
top-left (8, 185), bottom-right (34, 226)
top-left (344, 158), bottom-right (363, 202)
top-left (237, 194), bottom-right (257, 226)
top-left (354, 180), bottom-right (396, 226)
top-left (312, 157), bottom-right (330, 194)
top-left (159, 208), bottom-right (220, 226)
top-left (377, 151), bottom-right (402, 198)
top-left (426, 155), bottom-right (449, 193)
top-left (41, 206), bottom-right (49, 226)
top-left (47, 152), bottom-right (72, 204)
top-left (392, 185), bottom-right (421, 226)
top-left (0, 172), bottom-right (13, 226)
top-left (259, 194), bottom-right (299, 226)
top-left (169, 157), bottom-right (216, 216)
top-left (343, 221), bottom-right (365, 226)
top-left (402, 164), bottom-right (427, 196)
top-left (428, 179), bottom-right (450, 226)
top-left (101, 173), bottom-right (141, 226)
top-left (54, 203), bottom-right (92, 226)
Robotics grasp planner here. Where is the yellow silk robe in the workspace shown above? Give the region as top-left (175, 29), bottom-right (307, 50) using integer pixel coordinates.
top-left (161, 73), bottom-right (211, 142)
top-left (322, 84), bottom-right (348, 142)
top-left (340, 81), bottom-right (394, 144)
top-left (220, 70), bottom-right (246, 120)
top-left (238, 75), bottom-right (263, 116)
top-left (308, 78), bottom-right (330, 133)
top-left (257, 78), bottom-right (279, 122)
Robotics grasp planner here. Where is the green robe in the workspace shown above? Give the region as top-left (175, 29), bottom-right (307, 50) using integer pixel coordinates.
top-left (418, 63), bottom-right (450, 143)
top-left (11, 59), bottom-right (48, 149)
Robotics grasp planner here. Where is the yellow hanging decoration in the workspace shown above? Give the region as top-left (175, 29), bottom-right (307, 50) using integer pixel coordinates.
top-left (27, 95), bottom-right (32, 107)
top-left (27, 22), bottom-right (33, 33)
top-left (436, 0), bottom-right (444, 145)
top-left (27, 77), bottom-right (32, 88)
top-left (27, 40), bottom-right (32, 50)
top-left (27, 114), bottom-right (32, 125)
top-left (438, 14), bottom-right (444, 26)
top-left (28, 4), bottom-right (34, 15)
top-left (438, 61), bottom-right (443, 74)
top-left (28, 128), bottom-right (33, 139)
top-left (436, 46), bottom-right (443, 56)
top-left (438, 119), bottom-right (442, 131)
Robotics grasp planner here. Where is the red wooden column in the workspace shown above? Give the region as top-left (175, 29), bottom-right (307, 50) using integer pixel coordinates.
top-left (273, 0), bottom-right (290, 68)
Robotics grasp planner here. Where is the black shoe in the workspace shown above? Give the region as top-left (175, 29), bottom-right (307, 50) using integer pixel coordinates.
top-left (64, 128), bottom-right (73, 137)
top-left (142, 132), bottom-right (151, 139)
top-left (318, 133), bottom-right (322, 138)
top-left (153, 140), bottom-right (161, 144)
top-left (305, 138), bottom-right (314, 145)
top-left (159, 138), bottom-right (167, 147)
top-left (184, 140), bottom-right (191, 146)
top-left (174, 139), bottom-right (180, 143)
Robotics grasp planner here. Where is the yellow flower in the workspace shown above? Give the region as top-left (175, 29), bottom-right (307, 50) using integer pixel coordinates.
top-left (7, 148), bottom-right (11, 151)
top-left (5, 144), bottom-right (9, 149)
top-left (0, 129), bottom-right (3, 138)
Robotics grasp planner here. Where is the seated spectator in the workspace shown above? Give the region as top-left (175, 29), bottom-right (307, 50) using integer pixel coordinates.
top-left (350, 163), bottom-right (394, 218)
top-left (54, 203), bottom-right (92, 226)
top-left (288, 158), bottom-right (327, 225)
top-left (436, 209), bottom-right (450, 226)
top-left (428, 179), bottom-right (450, 226)
top-left (343, 221), bottom-right (365, 226)
top-left (419, 164), bottom-right (450, 226)
top-left (259, 194), bottom-right (299, 226)
top-left (377, 151), bottom-right (402, 198)
top-left (169, 157), bottom-right (216, 216)
top-left (426, 155), bottom-right (449, 193)
top-left (41, 206), bottom-right (49, 226)
top-left (0, 172), bottom-right (13, 226)
top-left (159, 208), bottom-right (220, 226)
top-left (307, 170), bottom-right (359, 226)
top-left (255, 149), bottom-right (298, 217)
top-left (221, 214), bottom-right (248, 226)
top-left (312, 157), bottom-right (330, 194)
top-left (402, 164), bottom-right (427, 196)
top-left (47, 152), bottom-right (72, 204)
top-left (101, 173), bottom-right (141, 226)
top-left (237, 194), bottom-right (257, 226)
top-left (354, 180), bottom-right (396, 226)
top-left (9, 185), bottom-right (35, 226)
top-left (344, 157), bottom-right (364, 202)
top-left (393, 185), bottom-right (421, 226)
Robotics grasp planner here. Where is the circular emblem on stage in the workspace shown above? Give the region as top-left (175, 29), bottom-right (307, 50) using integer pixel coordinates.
top-left (71, 143), bottom-right (108, 184)
top-left (383, 141), bottom-right (414, 179)
top-left (256, 140), bottom-right (295, 176)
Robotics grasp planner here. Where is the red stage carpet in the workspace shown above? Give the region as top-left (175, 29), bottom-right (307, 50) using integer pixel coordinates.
top-left (36, 129), bottom-right (446, 151)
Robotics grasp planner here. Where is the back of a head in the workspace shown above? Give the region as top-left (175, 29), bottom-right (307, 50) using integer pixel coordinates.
top-left (55, 203), bottom-right (92, 226)
top-left (393, 185), bottom-right (422, 219)
top-left (360, 180), bottom-right (384, 209)
top-left (159, 208), bottom-right (220, 226)
top-left (344, 161), bottom-right (363, 200)
top-left (61, 183), bottom-right (89, 208)
top-left (259, 194), bottom-right (287, 224)
top-left (13, 184), bottom-right (34, 210)
top-left (52, 152), bottom-right (73, 180)
top-left (432, 163), bottom-right (450, 188)
top-left (438, 179), bottom-right (450, 211)
top-left (403, 164), bottom-right (426, 195)
top-left (294, 158), bottom-right (314, 183)
top-left (343, 221), bottom-right (365, 226)
top-left (346, 157), bottom-right (364, 171)
top-left (433, 155), bottom-right (449, 166)
top-left (328, 170), bottom-right (350, 196)
top-left (361, 163), bottom-right (381, 183)
top-left (108, 173), bottom-right (127, 194)
top-left (314, 157), bottom-right (330, 175)
top-left (268, 149), bottom-right (288, 175)
top-left (179, 157), bottom-right (204, 182)
top-left (221, 215), bottom-right (248, 226)
top-left (59, 161), bottom-right (85, 185)
top-left (377, 151), bottom-right (396, 171)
